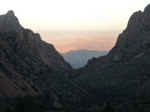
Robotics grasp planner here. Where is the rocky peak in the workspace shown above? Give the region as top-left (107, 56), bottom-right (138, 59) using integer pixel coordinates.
top-left (6, 10), bottom-right (15, 17)
top-left (85, 4), bottom-right (150, 67)
top-left (0, 10), bottom-right (73, 100)
top-left (0, 10), bottom-right (21, 33)
top-left (127, 11), bottom-right (143, 32)
top-left (0, 10), bottom-right (71, 71)
top-left (144, 4), bottom-right (150, 13)
top-left (107, 4), bottom-right (150, 62)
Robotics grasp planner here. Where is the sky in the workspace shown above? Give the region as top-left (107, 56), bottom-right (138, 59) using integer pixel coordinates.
top-left (0, 0), bottom-right (150, 52)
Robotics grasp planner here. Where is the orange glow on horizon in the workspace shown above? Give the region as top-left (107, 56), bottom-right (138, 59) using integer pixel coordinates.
top-left (39, 30), bottom-right (118, 53)
top-left (53, 37), bottom-right (116, 53)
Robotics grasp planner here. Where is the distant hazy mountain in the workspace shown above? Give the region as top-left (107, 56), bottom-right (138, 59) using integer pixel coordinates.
top-left (62, 50), bottom-right (108, 68)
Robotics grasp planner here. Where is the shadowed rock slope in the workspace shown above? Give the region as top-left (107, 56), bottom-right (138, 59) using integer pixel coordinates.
top-left (0, 10), bottom-right (72, 95)
top-left (0, 10), bottom-right (71, 72)
top-left (0, 11), bottom-right (92, 111)
top-left (74, 4), bottom-right (150, 110)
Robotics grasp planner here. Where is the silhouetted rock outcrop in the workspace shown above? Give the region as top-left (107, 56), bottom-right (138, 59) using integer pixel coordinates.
top-left (0, 11), bottom-right (82, 110)
top-left (84, 4), bottom-right (150, 68)
top-left (74, 4), bottom-right (150, 110)
top-left (0, 11), bottom-right (71, 71)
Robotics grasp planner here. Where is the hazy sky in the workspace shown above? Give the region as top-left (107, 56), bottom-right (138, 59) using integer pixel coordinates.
top-left (0, 0), bottom-right (149, 52)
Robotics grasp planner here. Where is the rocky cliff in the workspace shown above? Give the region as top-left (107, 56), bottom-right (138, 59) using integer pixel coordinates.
top-left (0, 10), bottom-right (71, 72)
top-left (74, 4), bottom-right (150, 110)
top-left (0, 11), bottom-right (81, 109)
top-left (0, 10), bottom-right (98, 112)
top-left (84, 4), bottom-right (150, 69)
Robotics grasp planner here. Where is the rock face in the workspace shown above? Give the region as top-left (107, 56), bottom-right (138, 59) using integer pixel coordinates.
top-left (0, 11), bottom-right (92, 112)
top-left (84, 4), bottom-right (150, 69)
top-left (74, 4), bottom-right (150, 109)
top-left (109, 10), bottom-right (150, 62)
top-left (0, 10), bottom-right (71, 72)
top-left (0, 10), bottom-right (21, 33)
top-left (0, 11), bottom-right (73, 99)
top-left (0, 68), bottom-right (37, 97)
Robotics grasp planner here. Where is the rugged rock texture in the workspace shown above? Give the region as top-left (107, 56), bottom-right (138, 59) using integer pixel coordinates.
top-left (84, 4), bottom-right (150, 69)
top-left (0, 10), bottom-right (71, 72)
top-left (0, 10), bottom-right (98, 112)
top-left (74, 4), bottom-right (150, 110)
top-left (0, 11), bottom-right (83, 109)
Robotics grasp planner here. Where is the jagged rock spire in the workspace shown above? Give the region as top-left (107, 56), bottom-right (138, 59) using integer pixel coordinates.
top-left (0, 10), bottom-right (21, 33)
top-left (144, 4), bottom-right (150, 13)
top-left (6, 10), bottom-right (15, 16)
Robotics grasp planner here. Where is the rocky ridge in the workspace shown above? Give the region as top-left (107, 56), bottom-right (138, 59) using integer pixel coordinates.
top-left (74, 4), bottom-right (150, 109)
top-left (84, 4), bottom-right (150, 68)
top-left (0, 10), bottom-right (87, 111)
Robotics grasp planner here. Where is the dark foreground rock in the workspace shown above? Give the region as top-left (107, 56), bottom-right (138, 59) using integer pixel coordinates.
top-left (0, 11), bottom-right (91, 112)
top-left (73, 3), bottom-right (150, 111)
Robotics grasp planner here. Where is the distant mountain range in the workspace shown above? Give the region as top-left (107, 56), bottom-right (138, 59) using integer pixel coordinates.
top-left (62, 50), bottom-right (108, 68)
